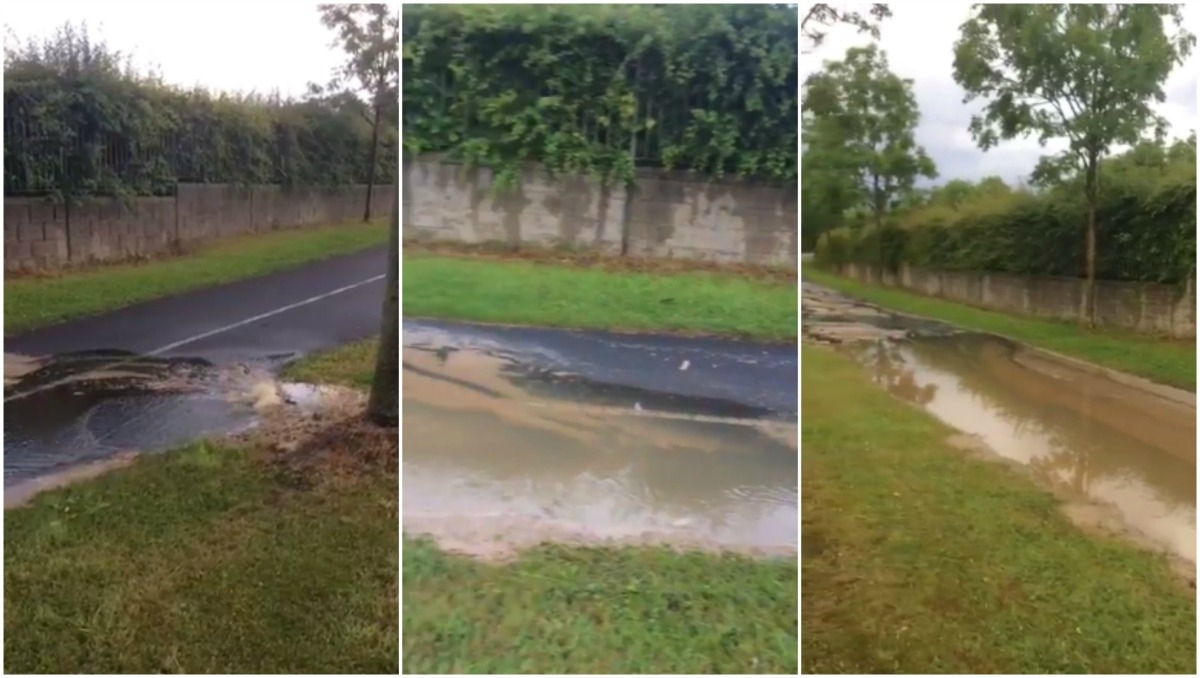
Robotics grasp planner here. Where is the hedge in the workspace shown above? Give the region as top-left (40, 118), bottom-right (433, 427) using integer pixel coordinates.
top-left (402, 4), bottom-right (798, 187)
top-left (3, 25), bottom-right (398, 200)
top-left (814, 174), bottom-right (1196, 285)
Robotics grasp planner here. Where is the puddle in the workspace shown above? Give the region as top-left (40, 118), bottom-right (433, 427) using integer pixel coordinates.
top-left (803, 284), bottom-right (1197, 567)
top-left (3, 350), bottom-right (328, 494)
top-left (402, 344), bottom-right (798, 559)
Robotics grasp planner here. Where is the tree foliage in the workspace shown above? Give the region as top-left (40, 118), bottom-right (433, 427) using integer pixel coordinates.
top-left (802, 44), bottom-right (937, 253)
top-left (3, 22), bottom-right (399, 202)
top-left (801, 3), bottom-right (892, 52)
top-left (815, 139), bottom-right (1196, 286)
top-left (951, 3), bottom-right (1195, 323)
top-left (402, 4), bottom-right (798, 188)
top-left (318, 3), bottom-right (399, 220)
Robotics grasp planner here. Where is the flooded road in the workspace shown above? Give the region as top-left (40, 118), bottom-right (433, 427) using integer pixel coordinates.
top-left (402, 320), bottom-right (798, 558)
top-left (803, 282), bottom-right (1196, 566)
top-left (4, 350), bottom-right (305, 498)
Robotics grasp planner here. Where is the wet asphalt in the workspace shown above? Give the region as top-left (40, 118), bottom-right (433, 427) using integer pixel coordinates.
top-left (403, 319), bottom-right (798, 420)
top-left (6, 246), bottom-right (389, 364)
top-left (7, 250), bottom-right (797, 487)
top-left (5, 247), bottom-right (388, 487)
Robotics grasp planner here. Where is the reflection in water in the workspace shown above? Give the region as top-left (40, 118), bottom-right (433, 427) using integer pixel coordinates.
top-left (853, 334), bottom-right (1196, 564)
top-left (402, 347), bottom-right (798, 553)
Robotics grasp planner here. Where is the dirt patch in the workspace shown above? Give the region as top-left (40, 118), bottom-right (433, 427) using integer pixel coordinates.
top-left (405, 239), bottom-right (798, 284)
top-left (234, 385), bottom-right (397, 482)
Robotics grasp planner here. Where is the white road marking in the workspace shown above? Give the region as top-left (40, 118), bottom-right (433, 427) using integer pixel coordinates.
top-left (4, 274), bottom-right (387, 404)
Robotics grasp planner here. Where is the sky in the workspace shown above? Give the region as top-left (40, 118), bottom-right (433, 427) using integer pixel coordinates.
top-left (800, 3), bottom-right (1200, 186)
top-left (1, 2), bottom-right (383, 98)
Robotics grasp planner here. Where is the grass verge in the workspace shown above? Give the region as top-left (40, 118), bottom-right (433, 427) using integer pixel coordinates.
top-left (801, 344), bottom-right (1195, 674)
top-left (403, 536), bottom-right (797, 673)
top-left (403, 252), bottom-right (798, 341)
top-left (6, 220), bottom-right (389, 333)
top-left (805, 268), bottom-right (1195, 390)
top-left (283, 337), bottom-right (379, 389)
top-left (4, 341), bottom-right (397, 674)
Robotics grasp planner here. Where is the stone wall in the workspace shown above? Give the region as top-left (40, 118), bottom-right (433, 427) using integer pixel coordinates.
top-left (402, 157), bottom-right (798, 266)
top-left (840, 263), bottom-right (1196, 338)
top-left (4, 183), bottom-right (395, 271)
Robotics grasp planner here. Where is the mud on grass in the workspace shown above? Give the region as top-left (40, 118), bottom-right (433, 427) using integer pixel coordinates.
top-left (403, 535), bottom-right (796, 674)
top-left (404, 252), bottom-right (797, 342)
top-left (805, 268), bottom-right (1196, 390)
top-left (801, 345), bottom-right (1195, 674)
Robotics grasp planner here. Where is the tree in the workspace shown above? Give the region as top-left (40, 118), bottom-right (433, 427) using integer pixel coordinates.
top-left (802, 4), bottom-right (892, 52)
top-left (952, 4), bottom-right (1195, 326)
top-left (367, 181), bottom-right (399, 427)
top-left (804, 44), bottom-right (937, 270)
top-left (319, 3), bottom-right (399, 222)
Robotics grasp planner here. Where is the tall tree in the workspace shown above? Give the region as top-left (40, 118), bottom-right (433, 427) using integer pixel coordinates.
top-left (952, 4), bottom-right (1195, 326)
top-left (368, 181), bottom-right (399, 427)
top-left (319, 3), bottom-right (399, 222)
top-left (804, 44), bottom-right (937, 270)
top-left (802, 4), bottom-right (892, 52)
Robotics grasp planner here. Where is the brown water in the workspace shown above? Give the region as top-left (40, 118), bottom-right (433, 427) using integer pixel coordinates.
top-left (853, 332), bottom-right (1196, 565)
top-left (401, 347), bottom-right (798, 558)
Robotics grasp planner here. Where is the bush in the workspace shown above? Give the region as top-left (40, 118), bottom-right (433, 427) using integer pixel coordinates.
top-left (3, 23), bottom-right (398, 200)
top-left (815, 176), bottom-right (1195, 285)
top-left (402, 4), bottom-right (797, 187)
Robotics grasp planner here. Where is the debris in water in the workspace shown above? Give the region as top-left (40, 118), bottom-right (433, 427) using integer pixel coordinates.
top-left (5, 353), bottom-right (46, 388)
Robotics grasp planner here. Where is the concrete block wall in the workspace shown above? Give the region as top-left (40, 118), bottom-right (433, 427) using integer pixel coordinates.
top-left (4, 183), bottom-right (395, 271)
top-left (843, 263), bottom-right (1196, 339)
top-left (402, 156), bottom-right (798, 266)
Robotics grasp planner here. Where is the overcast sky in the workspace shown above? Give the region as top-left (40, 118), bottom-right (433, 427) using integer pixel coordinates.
top-left (2, 2), bottom-right (376, 98)
top-left (801, 3), bottom-right (1199, 185)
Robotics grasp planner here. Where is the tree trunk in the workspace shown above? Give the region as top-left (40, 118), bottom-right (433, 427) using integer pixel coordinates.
top-left (872, 173), bottom-right (884, 283)
top-left (367, 183), bottom-right (400, 427)
top-left (363, 98), bottom-right (383, 223)
top-left (1082, 161), bottom-right (1098, 328)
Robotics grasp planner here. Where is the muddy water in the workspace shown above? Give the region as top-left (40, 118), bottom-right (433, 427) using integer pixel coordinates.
top-left (4, 351), bottom-right (298, 489)
top-left (402, 345), bottom-right (798, 557)
top-left (803, 284), bottom-right (1197, 565)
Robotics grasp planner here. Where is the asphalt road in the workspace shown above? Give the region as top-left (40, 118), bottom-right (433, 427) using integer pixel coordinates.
top-left (403, 319), bottom-right (798, 420)
top-left (5, 247), bottom-right (390, 487)
top-left (7, 246), bottom-right (389, 365)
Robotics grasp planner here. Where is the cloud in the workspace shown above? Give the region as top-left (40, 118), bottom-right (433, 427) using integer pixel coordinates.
top-left (801, 3), bottom-right (1199, 184)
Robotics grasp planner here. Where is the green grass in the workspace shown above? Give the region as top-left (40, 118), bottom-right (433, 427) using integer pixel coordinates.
top-left (805, 268), bottom-right (1196, 390)
top-left (403, 536), bottom-right (797, 674)
top-left (6, 220), bottom-right (389, 333)
top-left (403, 255), bottom-right (798, 341)
top-left (4, 341), bottom-right (397, 674)
top-left (283, 337), bottom-right (379, 389)
top-left (802, 345), bottom-right (1195, 674)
